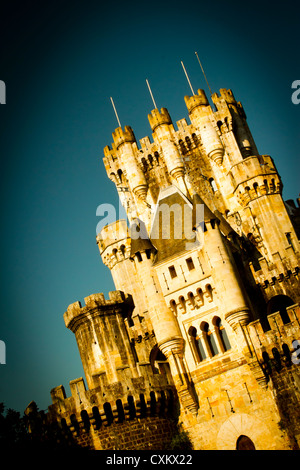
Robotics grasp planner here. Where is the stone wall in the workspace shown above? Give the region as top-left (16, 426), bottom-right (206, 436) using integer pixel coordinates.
top-left (71, 416), bottom-right (178, 450)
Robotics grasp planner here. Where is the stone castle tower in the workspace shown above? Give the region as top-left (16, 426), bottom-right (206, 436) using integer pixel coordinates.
top-left (27, 86), bottom-right (300, 450)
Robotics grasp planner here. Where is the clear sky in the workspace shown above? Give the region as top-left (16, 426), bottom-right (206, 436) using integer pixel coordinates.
top-left (0, 0), bottom-right (299, 414)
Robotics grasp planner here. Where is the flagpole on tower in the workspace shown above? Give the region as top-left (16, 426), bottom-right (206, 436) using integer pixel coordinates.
top-left (146, 79), bottom-right (158, 109)
top-left (195, 52), bottom-right (213, 96)
top-left (181, 61), bottom-right (195, 95)
top-left (110, 97), bottom-right (122, 128)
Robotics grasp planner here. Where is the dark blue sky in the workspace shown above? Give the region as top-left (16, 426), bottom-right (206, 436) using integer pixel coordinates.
top-left (0, 0), bottom-right (299, 413)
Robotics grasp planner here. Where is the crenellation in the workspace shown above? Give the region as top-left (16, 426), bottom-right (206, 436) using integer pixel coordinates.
top-left (34, 83), bottom-right (300, 450)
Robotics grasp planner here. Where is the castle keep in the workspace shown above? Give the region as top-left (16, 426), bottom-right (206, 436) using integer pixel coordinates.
top-left (27, 86), bottom-right (300, 450)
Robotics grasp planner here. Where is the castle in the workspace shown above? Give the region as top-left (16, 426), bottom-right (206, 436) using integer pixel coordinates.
top-left (26, 84), bottom-right (300, 450)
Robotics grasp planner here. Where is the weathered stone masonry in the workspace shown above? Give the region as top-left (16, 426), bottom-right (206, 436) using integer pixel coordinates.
top-left (26, 85), bottom-right (300, 450)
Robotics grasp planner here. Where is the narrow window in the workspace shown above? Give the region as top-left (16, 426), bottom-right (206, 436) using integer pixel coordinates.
top-left (213, 317), bottom-right (231, 352)
top-left (188, 326), bottom-right (206, 362)
top-left (286, 232), bottom-right (296, 252)
top-left (209, 178), bottom-right (218, 192)
top-left (201, 322), bottom-right (218, 357)
top-left (169, 265), bottom-right (177, 279)
top-left (186, 257), bottom-right (195, 271)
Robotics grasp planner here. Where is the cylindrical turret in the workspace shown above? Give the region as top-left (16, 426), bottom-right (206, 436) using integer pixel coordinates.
top-left (218, 88), bottom-right (256, 158)
top-left (185, 90), bottom-right (225, 165)
top-left (148, 108), bottom-right (188, 195)
top-left (97, 220), bottom-right (148, 316)
top-left (193, 194), bottom-right (250, 330)
top-left (112, 126), bottom-right (148, 200)
top-left (63, 291), bottom-right (137, 389)
top-left (130, 219), bottom-right (198, 415)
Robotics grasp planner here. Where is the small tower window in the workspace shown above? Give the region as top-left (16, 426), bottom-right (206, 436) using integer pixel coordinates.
top-left (117, 169), bottom-right (123, 183)
top-left (209, 178), bottom-right (217, 192)
top-left (169, 266), bottom-right (177, 279)
top-left (186, 257), bottom-right (195, 271)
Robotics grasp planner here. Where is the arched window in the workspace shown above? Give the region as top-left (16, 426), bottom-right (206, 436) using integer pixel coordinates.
top-left (212, 317), bottom-right (231, 352)
top-left (236, 435), bottom-right (256, 450)
top-left (188, 326), bottom-right (206, 362)
top-left (196, 288), bottom-right (204, 305)
top-left (201, 321), bottom-right (219, 357)
top-left (148, 154), bottom-right (154, 167)
top-left (205, 284), bottom-right (213, 301)
top-left (117, 169), bottom-right (123, 183)
top-left (179, 139), bottom-right (187, 154)
top-left (187, 292), bottom-right (196, 308)
top-left (185, 136), bottom-right (192, 149)
top-left (170, 299), bottom-right (177, 315)
top-left (192, 133), bottom-right (199, 145)
top-left (120, 244), bottom-right (126, 257)
top-left (179, 295), bottom-right (186, 312)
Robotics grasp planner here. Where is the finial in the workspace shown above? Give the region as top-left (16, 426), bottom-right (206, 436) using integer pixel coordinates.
top-left (181, 61), bottom-right (195, 95)
top-left (110, 97), bottom-right (122, 128)
top-left (146, 79), bottom-right (158, 109)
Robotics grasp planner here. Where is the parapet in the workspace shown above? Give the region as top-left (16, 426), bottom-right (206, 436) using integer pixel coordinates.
top-left (96, 219), bottom-right (130, 254)
top-left (112, 125), bottom-right (136, 149)
top-left (184, 89), bottom-right (209, 113)
top-left (64, 290), bottom-right (134, 331)
top-left (247, 303), bottom-right (300, 366)
top-left (148, 108), bottom-right (172, 132)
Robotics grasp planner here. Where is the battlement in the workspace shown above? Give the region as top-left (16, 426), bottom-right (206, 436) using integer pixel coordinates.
top-left (111, 125), bottom-right (136, 149)
top-left (249, 249), bottom-right (300, 290)
top-left (230, 155), bottom-right (280, 196)
top-left (218, 88), bottom-right (237, 105)
top-left (247, 303), bottom-right (300, 368)
top-left (148, 107), bottom-right (173, 132)
top-left (96, 219), bottom-right (129, 253)
top-left (184, 89), bottom-right (210, 113)
top-left (64, 290), bottom-right (133, 331)
top-left (46, 374), bottom-right (177, 450)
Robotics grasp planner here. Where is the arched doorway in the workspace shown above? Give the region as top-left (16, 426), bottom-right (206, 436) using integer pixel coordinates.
top-left (236, 435), bottom-right (256, 450)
